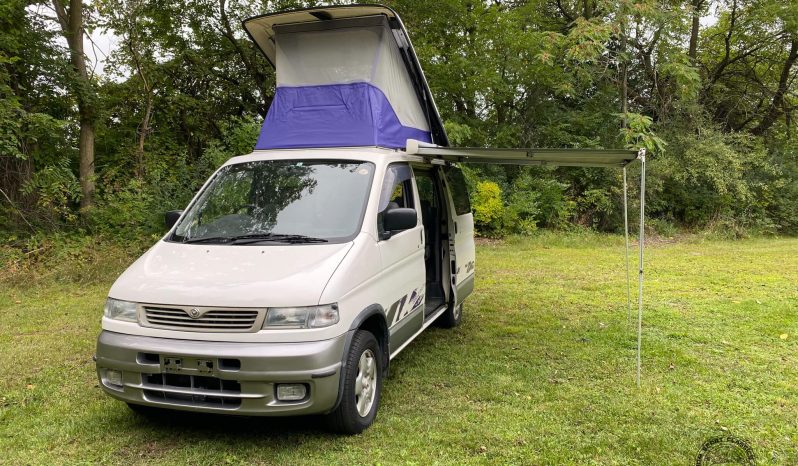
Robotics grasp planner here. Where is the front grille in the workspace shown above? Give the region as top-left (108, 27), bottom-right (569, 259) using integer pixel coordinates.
top-left (142, 373), bottom-right (242, 409)
top-left (141, 305), bottom-right (263, 332)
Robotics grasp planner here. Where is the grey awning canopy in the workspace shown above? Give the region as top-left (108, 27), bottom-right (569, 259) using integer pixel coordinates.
top-left (406, 139), bottom-right (639, 168)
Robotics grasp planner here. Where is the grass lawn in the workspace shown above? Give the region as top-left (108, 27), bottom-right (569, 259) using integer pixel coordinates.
top-left (1, 233), bottom-right (797, 464)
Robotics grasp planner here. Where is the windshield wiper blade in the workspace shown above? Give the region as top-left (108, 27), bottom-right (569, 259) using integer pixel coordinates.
top-left (230, 233), bottom-right (329, 245)
top-left (182, 236), bottom-right (233, 244)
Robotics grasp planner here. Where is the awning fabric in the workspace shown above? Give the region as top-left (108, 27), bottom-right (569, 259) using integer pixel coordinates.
top-left (406, 140), bottom-right (639, 168)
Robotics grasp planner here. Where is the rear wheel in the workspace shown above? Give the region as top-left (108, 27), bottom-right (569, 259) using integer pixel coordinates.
top-left (437, 300), bottom-right (463, 328)
top-left (326, 330), bottom-right (382, 434)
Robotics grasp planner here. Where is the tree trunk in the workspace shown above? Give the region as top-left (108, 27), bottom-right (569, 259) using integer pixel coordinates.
top-left (752, 35), bottom-right (798, 136)
top-left (78, 117), bottom-right (95, 206)
top-left (619, 7), bottom-right (628, 122)
top-left (688, 0), bottom-right (702, 62)
top-left (136, 91), bottom-right (153, 178)
top-left (53, 0), bottom-right (95, 210)
top-left (127, 34), bottom-right (154, 179)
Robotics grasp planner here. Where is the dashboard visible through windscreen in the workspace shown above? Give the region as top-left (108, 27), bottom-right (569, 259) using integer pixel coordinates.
top-left (171, 160), bottom-right (375, 244)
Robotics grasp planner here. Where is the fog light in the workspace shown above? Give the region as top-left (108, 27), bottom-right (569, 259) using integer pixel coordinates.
top-left (105, 369), bottom-right (123, 387)
top-left (276, 383), bottom-right (307, 401)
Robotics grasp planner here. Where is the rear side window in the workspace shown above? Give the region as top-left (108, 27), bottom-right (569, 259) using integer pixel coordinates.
top-left (445, 166), bottom-right (471, 215)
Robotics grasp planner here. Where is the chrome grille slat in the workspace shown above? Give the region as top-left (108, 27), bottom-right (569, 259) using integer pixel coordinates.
top-left (141, 305), bottom-right (263, 333)
top-left (146, 315), bottom-right (257, 322)
top-left (145, 320), bottom-right (252, 328)
top-left (149, 316), bottom-right (255, 326)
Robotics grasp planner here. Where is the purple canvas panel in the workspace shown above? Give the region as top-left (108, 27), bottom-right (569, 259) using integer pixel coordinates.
top-left (255, 83), bottom-right (431, 150)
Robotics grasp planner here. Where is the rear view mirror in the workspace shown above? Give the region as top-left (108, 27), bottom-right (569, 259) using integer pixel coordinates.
top-left (165, 210), bottom-right (183, 230)
top-left (383, 208), bottom-right (417, 237)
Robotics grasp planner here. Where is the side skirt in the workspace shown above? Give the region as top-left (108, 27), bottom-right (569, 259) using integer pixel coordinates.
top-left (388, 304), bottom-right (447, 360)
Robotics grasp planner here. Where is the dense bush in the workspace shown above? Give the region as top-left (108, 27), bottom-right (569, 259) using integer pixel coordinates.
top-left (472, 181), bottom-right (504, 236)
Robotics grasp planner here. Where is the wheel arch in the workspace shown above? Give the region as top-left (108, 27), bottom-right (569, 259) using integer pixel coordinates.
top-left (330, 304), bottom-right (390, 412)
top-left (349, 304), bottom-right (390, 373)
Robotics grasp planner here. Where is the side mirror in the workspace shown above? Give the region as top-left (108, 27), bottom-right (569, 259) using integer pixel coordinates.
top-left (165, 210), bottom-right (183, 230)
top-left (383, 208), bottom-right (417, 238)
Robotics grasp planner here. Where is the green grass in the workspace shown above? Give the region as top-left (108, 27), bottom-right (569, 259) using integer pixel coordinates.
top-left (1, 233), bottom-right (797, 464)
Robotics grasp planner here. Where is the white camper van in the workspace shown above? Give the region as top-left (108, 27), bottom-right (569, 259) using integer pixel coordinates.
top-left (95, 6), bottom-right (475, 434)
top-left (95, 5), bottom-right (639, 434)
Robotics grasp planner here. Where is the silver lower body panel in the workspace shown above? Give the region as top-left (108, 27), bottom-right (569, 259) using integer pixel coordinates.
top-left (95, 330), bottom-right (345, 416)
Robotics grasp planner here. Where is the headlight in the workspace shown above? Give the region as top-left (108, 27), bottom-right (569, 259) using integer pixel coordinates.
top-left (104, 298), bottom-right (138, 322)
top-left (264, 304), bottom-right (339, 329)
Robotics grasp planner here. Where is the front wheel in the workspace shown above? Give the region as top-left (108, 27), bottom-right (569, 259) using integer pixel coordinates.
top-left (325, 330), bottom-right (382, 434)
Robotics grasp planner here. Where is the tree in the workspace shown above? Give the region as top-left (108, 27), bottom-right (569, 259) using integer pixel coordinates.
top-left (1, 0), bottom-right (72, 229)
top-left (51, 0), bottom-right (97, 209)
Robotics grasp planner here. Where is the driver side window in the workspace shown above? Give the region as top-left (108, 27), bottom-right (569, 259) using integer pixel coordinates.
top-left (377, 164), bottom-right (414, 238)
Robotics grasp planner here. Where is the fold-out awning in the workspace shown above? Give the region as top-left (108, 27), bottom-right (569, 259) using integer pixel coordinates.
top-left (405, 139), bottom-right (640, 168)
top-left (408, 137), bottom-right (648, 387)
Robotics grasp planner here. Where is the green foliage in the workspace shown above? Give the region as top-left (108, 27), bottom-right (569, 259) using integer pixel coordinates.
top-left (649, 125), bottom-right (781, 233)
top-left (526, 176), bottom-right (574, 230)
top-left (576, 188), bottom-right (615, 230)
top-left (20, 162), bottom-right (81, 226)
top-left (1, 0), bottom-right (798, 238)
top-left (84, 178), bottom-right (159, 238)
top-left (472, 181), bottom-right (505, 236)
top-left (83, 116), bottom-right (261, 237)
top-left (504, 177), bottom-right (541, 236)
top-left (471, 171), bottom-right (579, 236)
top-left (618, 113), bottom-right (667, 153)
top-left (647, 217), bottom-right (678, 238)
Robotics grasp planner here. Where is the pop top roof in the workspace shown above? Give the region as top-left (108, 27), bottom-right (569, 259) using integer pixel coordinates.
top-left (243, 5), bottom-right (449, 149)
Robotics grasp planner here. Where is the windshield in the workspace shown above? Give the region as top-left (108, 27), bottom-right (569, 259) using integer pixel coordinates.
top-left (171, 159), bottom-right (375, 244)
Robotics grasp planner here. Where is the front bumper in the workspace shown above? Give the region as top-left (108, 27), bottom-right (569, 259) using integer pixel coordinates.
top-left (95, 330), bottom-right (345, 416)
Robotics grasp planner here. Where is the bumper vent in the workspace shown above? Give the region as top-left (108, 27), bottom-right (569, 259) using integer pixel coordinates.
top-left (141, 305), bottom-right (264, 332)
top-left (142, 373), bottom-right (242, 409)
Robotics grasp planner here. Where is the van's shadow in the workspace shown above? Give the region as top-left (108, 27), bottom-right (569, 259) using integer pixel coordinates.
top-left (124, 409), bottom-right (335, 439)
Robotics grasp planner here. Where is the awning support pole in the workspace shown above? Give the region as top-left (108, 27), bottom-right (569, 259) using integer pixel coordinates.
top-left (623, 167), bottom-right (631, 324)
top-left (636, 149), bottom-right (646, 387)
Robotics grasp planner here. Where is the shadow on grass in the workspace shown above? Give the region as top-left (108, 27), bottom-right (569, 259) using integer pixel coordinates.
top-left (124, 407), bottom-right (335, 438)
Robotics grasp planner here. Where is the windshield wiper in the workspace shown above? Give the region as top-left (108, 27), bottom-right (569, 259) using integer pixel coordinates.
top-left (182, 236), bottom-right (233, 244)
top-left (230, 233), bottom-right (329, 245)
top-left (181, 233), bottom-right (329, 245)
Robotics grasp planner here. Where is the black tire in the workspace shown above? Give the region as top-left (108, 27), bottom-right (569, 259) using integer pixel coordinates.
top-left (436, 300), bottom-right (463, 328)
top-left (325, 330), bottom-right (382, 434)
